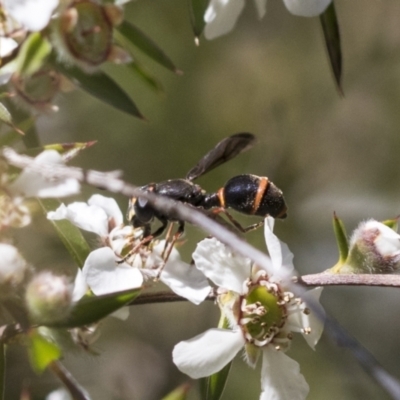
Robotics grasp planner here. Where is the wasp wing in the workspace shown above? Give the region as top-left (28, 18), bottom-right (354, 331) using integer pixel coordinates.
top-left (185, 132), bottom-right (256, 181)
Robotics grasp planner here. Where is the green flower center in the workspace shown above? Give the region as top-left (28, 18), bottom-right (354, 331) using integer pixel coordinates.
top-left (241, 284), bottom-right (286, 346)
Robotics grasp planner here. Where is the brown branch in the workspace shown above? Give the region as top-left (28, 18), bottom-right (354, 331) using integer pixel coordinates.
top-left (299, 273), bottom-right (400, 287)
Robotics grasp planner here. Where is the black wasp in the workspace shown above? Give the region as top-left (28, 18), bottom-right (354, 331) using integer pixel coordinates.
top-left (127, 133), bottom-right (287, 247)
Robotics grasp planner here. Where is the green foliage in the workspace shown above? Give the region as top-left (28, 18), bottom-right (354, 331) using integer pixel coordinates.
top-left (27, 330), bottom-right (62, 374)
top-left (15, 33), bottom-right (52, 77)
top-left (47, 288), bottom-right (140, 329)
top-left (52, 58), bottom-right (145, 118)
top-left (116, 21), bottom-right (181, 74)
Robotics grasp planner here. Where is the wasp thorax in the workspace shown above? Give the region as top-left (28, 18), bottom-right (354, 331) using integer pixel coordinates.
top-left (52, 0), bottom-right (124, 71)
top-left (239, 280), bottom-right (287, 347)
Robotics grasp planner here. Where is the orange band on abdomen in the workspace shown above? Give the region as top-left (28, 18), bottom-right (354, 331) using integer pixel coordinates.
top-left (252, 177), bottom-right (268, 214)
top-left (217, 187), bottom-right (225, 208)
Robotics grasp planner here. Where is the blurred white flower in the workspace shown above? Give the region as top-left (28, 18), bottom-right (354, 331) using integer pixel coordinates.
top-left (9, 150), bottom-right (80, 198)
top-left (204, 0), bottom-right (331, 39)
top-left (173, 217), bottom-right (324, 400)
top-left (46, 387), bottom-right (72, 400)
top-left (0, 243), bottom-right (27, 287)
top-left (3, 0), bottom-right (59, 32)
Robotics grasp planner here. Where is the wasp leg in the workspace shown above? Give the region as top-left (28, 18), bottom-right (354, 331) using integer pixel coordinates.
top-left (156, 221), bottom-right (185, 280)
top-left (161, 222), bottom-right (175, 259)
top-left (213, 208), bottom-right (265, 233)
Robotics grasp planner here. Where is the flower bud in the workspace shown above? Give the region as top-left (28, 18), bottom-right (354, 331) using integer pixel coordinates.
top-left (341, 220), bottom-right (400, 274)
top-left (11, 67), bottom-right (61, 112)
top-left (0, 243), bottom-right (27, 292)
top-left (25, 272), bottom-right (73, 324)
top-left (51, 0), bottom-right (123, 71)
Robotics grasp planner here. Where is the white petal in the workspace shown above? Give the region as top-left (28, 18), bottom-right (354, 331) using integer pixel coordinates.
top-left (3, 0), bottom-right (59, 31)
top-left (47, 202), bottom-right (109, 237)
top-left (0, 243), bottom-right (27, 285)
top-left (282, 0), bottom-right (331, 17)
top-left (193, 238), bottom-right (251, 293)
top-left (261, 347), bottom-right (309, 400)
top-left (88, 194), bottom-right (123, 227)
top-left (82, 248), bottom-right (143, 295)
top-left (161, 259), bottom-right (211, 305)
top-left (173, 328), bottom-right (245, 379)
top-left (253, 0), bottom-right (267, 18)
top-left (301, 287), bottom-right (325, 349)
top-left (72, 269), bottom-right (88, 302)
top-left (264, 217), bottom-right (295, 279)
top-left (9, 150), bottom-right (80, 198)
top-left (204, 0), bottom-right (245, 40)
top-left (0, 37), bottom-right (18, 58)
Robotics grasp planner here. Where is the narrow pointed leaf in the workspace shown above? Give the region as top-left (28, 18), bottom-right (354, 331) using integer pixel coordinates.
top-left (188, 0), bottom-right (209, 42)
top-left (0, 102), bottom-right (24, 135)
top-left (332, 212), bottom-right (348, 262)
top-left (15, 32), bottom-right (52, 76)
top-left (0, 343), bottom-right (4, 400)
top-left (162, 383), bottom-right (191, 400)
top-left (47, 288), bottom-right (141, 328)
top-left (24, 141), bottom-right (97, 158)
top-left (201, 316), bottom-right (232, 400)
top-left (53, 59), bottom-right (144, 119)
top-left (27, 330), bottom-right (62, 374)
top-left (39, 199), bottom-right (91, 269)
top-left (125, 61), bottom-right (164, 93)
top-left (320, 2), bottom-right (343, 94)
top-left (0, 117), bottom-right (36, 147)
top-left (116, 21), bottom-right (181, 74)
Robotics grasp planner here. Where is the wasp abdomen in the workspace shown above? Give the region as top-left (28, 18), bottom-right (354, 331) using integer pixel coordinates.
top-left (223, 174), bottom-right (287, 219)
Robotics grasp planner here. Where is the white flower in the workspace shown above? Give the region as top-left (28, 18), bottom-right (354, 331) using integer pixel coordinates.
top-left (0, 243), bottom-right (27, 287)
top-left (47, 194), bottom-right (129, 253)
top-left (3, 0), bottom-right (59, 32)
top-left (173, 216), bottom-right (324, 400)
top-left (204, 0), bottom-right (331, 39)
top-left (9, 150), bottom-right (80, 198)
top-left (49, 195), bottom-right (211, 305)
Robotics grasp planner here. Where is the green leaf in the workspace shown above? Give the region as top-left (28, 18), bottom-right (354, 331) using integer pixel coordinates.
top-left (125, 61), bottom-right (164, 93)
top-left (27, 329), bottom-right (62, 374)
top-left (39, 199), bottom-right (91, 269)
top-left (0, 116), bottom-right (36, 147)
top-left (47, 288), bottom-right (141, 328)
top-left (0, 102), bottom-right (25, 135)
top-left (320, 2), bottom-right (343, 94)
top-left (162, 383), bottom-right (191, 400)
top-left (201, 316), bottom-right (231, 400)
top-left (15, 32), bottom-right (52, 76)
top-left (52, 59), bottom-right (145, 119)
top-left (332, 212), bottom-right (348, 263)
top-left (24, 141), bottom-right (97, 158)
top-left (188, 0), bottom-right (209, 43)
top-left (0, 343), bottom-right (4, 400)
top-left (116, 21), bottom-right (182, 74)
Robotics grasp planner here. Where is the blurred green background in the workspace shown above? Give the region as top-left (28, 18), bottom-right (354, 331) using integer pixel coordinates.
top-left (8, 0), bottom-right (400, 399)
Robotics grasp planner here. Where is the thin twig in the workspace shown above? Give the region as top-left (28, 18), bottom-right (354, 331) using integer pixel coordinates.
top-left (299, 273), bottom-right (400, 287)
